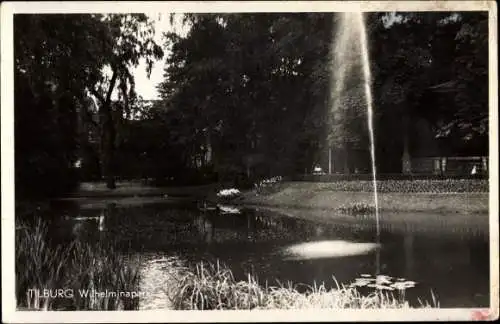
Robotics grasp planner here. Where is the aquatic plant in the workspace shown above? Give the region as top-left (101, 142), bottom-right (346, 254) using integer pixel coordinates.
top-left (169, 261), bottom-right (434, 310)
top-left (348, 274), bottom-right (439, 308)
top-left (15, 219), bottom-right (70, 310)
top-left (65, 241), bottom-right (141, 310)
top-left (15, 220), bottom-right (141, 310)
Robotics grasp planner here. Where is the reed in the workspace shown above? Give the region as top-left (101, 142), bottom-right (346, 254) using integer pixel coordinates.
top-left (15, 220), bottom-right (141, 310)
top-left (169, 261), bottom-right (434, 310)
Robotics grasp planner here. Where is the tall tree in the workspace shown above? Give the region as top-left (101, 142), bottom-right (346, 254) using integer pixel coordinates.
top-left (158, 13), bottom-right (335, 180)
top-left (368, 12), bottom-right (487, 172)
top-left (15, 14), bottom-right (104, 197)
top-left (15, 14), bottom-right (164, 194)
top-left (86, 14), bottom-right (163, 188)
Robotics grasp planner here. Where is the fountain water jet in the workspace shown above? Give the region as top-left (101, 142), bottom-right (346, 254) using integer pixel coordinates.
top-left (356, 12), bottom-right (380, 238)
top-left (330, 12), bottom-right (380, 270)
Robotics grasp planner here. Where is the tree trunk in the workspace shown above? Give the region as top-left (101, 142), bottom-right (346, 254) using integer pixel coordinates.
top-left (100, 103), bottom-right (116, 189)
top-left (93, 69), bottom-right (119, 190)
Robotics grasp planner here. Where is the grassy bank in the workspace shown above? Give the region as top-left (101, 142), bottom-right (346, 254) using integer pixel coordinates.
top-left (16, 220), bottom-right (141, 310)
top-left (240, 181), bottom-right (489, 215)
top-left (167, 261), bottom-right (435, 310)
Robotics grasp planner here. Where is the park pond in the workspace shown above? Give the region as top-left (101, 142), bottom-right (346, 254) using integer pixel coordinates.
top-left (31, 197), bottom-right (489, 309)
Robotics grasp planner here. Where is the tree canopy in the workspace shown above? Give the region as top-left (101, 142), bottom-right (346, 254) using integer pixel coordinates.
top-left (14, 14), bottom-right (163, 196)
top-left (155, 11), bottom-right (488, 179)
top-left (15, 11), bottom-right (489, 195)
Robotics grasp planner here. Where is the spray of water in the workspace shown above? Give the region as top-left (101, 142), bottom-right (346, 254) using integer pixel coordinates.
top-left (356, 12), bottom-right (380, 238)
top-left (330, 12), bottom-right (380, 270)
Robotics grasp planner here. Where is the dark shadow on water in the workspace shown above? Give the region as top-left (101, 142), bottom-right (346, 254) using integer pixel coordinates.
top-left (33, 200), bottom-right (490, 308)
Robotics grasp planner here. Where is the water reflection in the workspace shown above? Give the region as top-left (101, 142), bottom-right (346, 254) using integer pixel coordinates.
top-left (45, 200), bottom-right (489, 307)
top-left (195, 214), bottom-right (214, 244)
top-left (404, 232), bottom-right (414, 277)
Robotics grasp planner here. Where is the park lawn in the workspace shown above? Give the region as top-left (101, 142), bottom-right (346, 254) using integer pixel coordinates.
top-left (241, 181), bottom-right (489, 214)
top-left (236, 181), bottom-right (490, 235)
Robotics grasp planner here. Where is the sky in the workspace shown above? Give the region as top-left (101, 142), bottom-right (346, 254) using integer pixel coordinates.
top-left (132, 14), bottom-right (188, 101)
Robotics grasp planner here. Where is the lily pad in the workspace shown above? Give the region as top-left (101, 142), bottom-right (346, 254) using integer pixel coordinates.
top-left (367, 283), bottom-right (395, 291)
top-left (391, 281), bottom-right (416, 290)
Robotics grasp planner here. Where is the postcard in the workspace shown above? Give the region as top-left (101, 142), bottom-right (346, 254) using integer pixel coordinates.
top-left (1, 1), bottom-right (498, 322)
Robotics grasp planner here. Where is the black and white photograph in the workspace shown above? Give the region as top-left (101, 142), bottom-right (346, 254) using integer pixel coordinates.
top-left (1, 1), bottom-right (498, 322)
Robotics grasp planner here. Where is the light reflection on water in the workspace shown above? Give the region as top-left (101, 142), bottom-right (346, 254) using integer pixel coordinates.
top-left (40, 200), bottom-right (489, 308)
top-left (282, 240), bottom-right (380, 260)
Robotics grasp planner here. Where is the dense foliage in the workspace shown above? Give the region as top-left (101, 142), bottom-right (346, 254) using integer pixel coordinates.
top-left (14, 12), bottom-right (489, 193)
top-left (155, 12), bottom-right (488, 182)
top-left (14, 14), bottom-right (163, 196)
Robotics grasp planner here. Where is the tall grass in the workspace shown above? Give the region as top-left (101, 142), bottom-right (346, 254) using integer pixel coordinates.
top-left (16, 219), bottom-right (70, 310)
top-left (15, 219), bottom-right (141, 310)
top-left (169, 261), bottom-right (435, 310)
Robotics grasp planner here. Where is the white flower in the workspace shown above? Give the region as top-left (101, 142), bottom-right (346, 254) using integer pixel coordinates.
top-left (217, 188), bottom-right (241, 197)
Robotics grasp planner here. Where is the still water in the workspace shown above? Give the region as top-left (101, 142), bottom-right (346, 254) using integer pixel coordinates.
top-left (42, 199), bottom-right (489, 309)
